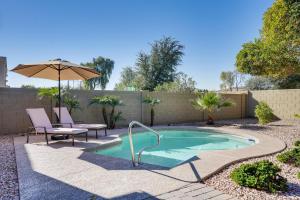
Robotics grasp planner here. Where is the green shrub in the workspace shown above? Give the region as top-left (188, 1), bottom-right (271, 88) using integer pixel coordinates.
top-left (230, 160), bottom-right (287, 193)
top-left (255, 102), bottom-right (274, 125)
top-left (294, 140), bottom-right (300, 147)
top-left (277, 148), bottom-right (300, 167)
top-left (297, 172), bottom-right (300, 180)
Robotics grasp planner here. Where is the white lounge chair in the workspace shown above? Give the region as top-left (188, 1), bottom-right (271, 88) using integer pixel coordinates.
top-left (26, 108), bottom-right (89, 146)
top-left (53, 107), bottom-right (107, 139)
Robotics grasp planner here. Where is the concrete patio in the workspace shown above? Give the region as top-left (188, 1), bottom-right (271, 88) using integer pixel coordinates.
top-left (14, 126), bottom-right (285, 200)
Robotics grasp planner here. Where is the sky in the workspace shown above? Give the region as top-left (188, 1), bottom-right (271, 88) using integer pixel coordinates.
top-left (0, 0), bottom-right (274, 90)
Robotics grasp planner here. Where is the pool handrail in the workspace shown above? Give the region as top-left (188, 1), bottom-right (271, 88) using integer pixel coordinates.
top-left (128, 121), bottom-right (160, 166)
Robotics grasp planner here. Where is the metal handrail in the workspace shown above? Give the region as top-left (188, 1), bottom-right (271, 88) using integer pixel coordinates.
top-left (128, 121), bottom-right (160, 166)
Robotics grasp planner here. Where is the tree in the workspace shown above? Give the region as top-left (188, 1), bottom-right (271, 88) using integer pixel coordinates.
top-left (119, 67), bottom-right (137, 87)
top-left (245, 76), bottom-right (274, 90)
top-left (82, 56), bottom-right (114, 90)
top-left (234, 70), bottom-right (245, 91)
top-left (220, 71), bottom-right (235, 91)
top-left (154, 72), bottom-right (197, 93)
top-left (136, 36), bottom-right (184, 91)
top-left (143, 96), bottom-right (160, 126)
top-left (114, 66), bottom-right (143, 91)
top-left (191, 92), bottom-right (234, 124)
top-left (236, 0), bottom-right (300, 78)
top-left (272, 74), bottom-right (300, 89)
top-left (89, 95), bottom-right (124, 129)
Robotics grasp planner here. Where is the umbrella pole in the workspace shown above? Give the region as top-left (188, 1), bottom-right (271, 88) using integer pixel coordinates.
top-left (58, 65), bottom-right (61, 123)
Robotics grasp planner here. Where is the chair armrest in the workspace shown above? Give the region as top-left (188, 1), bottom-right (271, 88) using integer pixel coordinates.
top-left (28, 126), bottom-right (47, 133)
top-left (52, 123), bottom-right (73, 128)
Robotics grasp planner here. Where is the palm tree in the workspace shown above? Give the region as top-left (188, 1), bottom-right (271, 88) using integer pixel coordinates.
top-left (143, 96), bottom-right (160, 126)
top-left (37, 87), bottom-right (59, 122)
top-left (63, 96), bottom-right (81, 115)
top-left (191, 92), bottom-right (234, 125)
top-left (61, 89), bottom-right (81, 115)
top-left (89, 95), bottom-right (123, 129)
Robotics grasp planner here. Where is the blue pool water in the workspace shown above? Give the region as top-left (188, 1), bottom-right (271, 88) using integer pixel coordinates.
top-left (95, 129), bottom-right (255, 168)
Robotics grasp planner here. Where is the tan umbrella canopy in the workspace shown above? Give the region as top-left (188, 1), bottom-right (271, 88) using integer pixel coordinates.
top-left (11, 58), bottom-right (101, 121)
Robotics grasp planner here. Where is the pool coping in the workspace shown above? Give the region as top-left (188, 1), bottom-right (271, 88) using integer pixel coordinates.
top-left (84, 125), bottom-right (286, 181)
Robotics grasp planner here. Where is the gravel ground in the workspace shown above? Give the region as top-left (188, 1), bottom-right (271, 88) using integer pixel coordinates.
top-left (205, 119), bottom-right (300, 200)
top-left (0, 136), bottom-right (19, 200)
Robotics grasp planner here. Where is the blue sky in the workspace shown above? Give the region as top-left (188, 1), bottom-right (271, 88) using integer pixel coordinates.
top-left (0, 0), bottom-right (274, 90)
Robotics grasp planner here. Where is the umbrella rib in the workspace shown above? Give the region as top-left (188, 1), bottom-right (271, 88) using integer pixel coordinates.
top-left (28, 65), bottom-right (49, 77)
top-left (61, 66), bottom-right (70, 71)
top-left (69, 67), bottom-right (90, 80)
top-left (11, 64), bottom-right (42, 71)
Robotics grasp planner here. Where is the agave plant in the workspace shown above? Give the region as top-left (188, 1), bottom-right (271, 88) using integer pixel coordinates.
top-left (143, 96), bottom-right (160, 126)
top-left (191, 92), bottom-right (234, 124)
top-left (89, 95), bottom-right (124, 129)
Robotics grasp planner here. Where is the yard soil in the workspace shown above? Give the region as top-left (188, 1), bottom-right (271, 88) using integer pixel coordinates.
top-left (205, 119), bottom-right (300, 200)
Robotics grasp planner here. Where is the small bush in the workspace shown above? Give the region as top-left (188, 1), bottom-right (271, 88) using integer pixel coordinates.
top-left (294, 140), bottom-right (300, 147)
top-left (230, 160), bottom-right (287, 193)
top-left (297, 172), bottom-right (300, 180)
top-left (277, 148), bottom-right (300, 167)
top-left (255, 102), bottom-right (274, 125)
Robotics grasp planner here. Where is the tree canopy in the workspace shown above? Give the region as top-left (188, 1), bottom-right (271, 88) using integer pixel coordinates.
top-left (154, 72), bottom-right (197, 93)
top-left (236, 0), bottom-right (300, 78)
top-left (114, 66), bottom-right (143, 91)
top-left (82, 56), bottom-right (114, 90)
top-left (115, 36), bottom-right (185, 91)
top-left (220, 71), bottom-right (235, 91)
top-left (136, 36), bottom-right (184, 91)
top-left (219, 70), bottom-right (245, 91)
top-left (244, 76), bottom-right (274, 90)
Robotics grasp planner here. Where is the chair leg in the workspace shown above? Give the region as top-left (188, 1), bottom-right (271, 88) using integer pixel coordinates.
top-left (105, 128), bottom-right (107, 136)
top-left (96, 129), bottom-right (98, 139)
top-left (45, 133), bottom-right (48, 145)
top-left (72, 135), bottom-right (74, 146)
top-left (26, 132), bottom-right (29, 143)
top-left (86, 132), bottom-right (88, 142)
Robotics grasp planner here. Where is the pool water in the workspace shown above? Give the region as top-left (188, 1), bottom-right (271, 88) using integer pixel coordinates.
top-left (95, 129), bottom-right (255, 168)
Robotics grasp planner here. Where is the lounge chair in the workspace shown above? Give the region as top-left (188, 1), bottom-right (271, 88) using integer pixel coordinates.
top-left (26, 108), bottom-right (89, 146)
top-left (53, 107), bottom-right (107, 139)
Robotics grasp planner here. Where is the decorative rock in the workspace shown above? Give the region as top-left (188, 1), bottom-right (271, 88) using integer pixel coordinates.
top-left (0, 136), bottom-right (19, 200)
top-left (205, 119), bottom-right (300, 200)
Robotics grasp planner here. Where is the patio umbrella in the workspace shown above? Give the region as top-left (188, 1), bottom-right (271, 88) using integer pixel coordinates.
top-left (11, 58), bottom-right (101, 122)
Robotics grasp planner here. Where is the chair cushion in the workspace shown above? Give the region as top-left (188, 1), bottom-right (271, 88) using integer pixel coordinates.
top-left (45, 128), bottom-right (88, 135)
top-left (53, 107), bottom-right (74, 125)
top-left (26, 108), bottom-right (53, 132)
top-left (72, 124), bottom-right (107, 129)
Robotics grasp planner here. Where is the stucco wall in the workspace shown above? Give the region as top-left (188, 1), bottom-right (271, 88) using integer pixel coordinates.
top-left (0, 88), bottom-right (247, 135)
top-left (248, 89), bottom-right (300, 119)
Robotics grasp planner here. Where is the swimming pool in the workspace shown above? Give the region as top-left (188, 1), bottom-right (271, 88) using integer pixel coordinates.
top-left (95, 129), bottom-right (256, 168)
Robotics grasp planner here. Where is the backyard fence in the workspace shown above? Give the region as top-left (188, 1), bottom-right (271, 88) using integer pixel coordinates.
top-left (0, 88), bottom-right (299, 135)
top-left (0, 88), bottom-right (247, 135)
